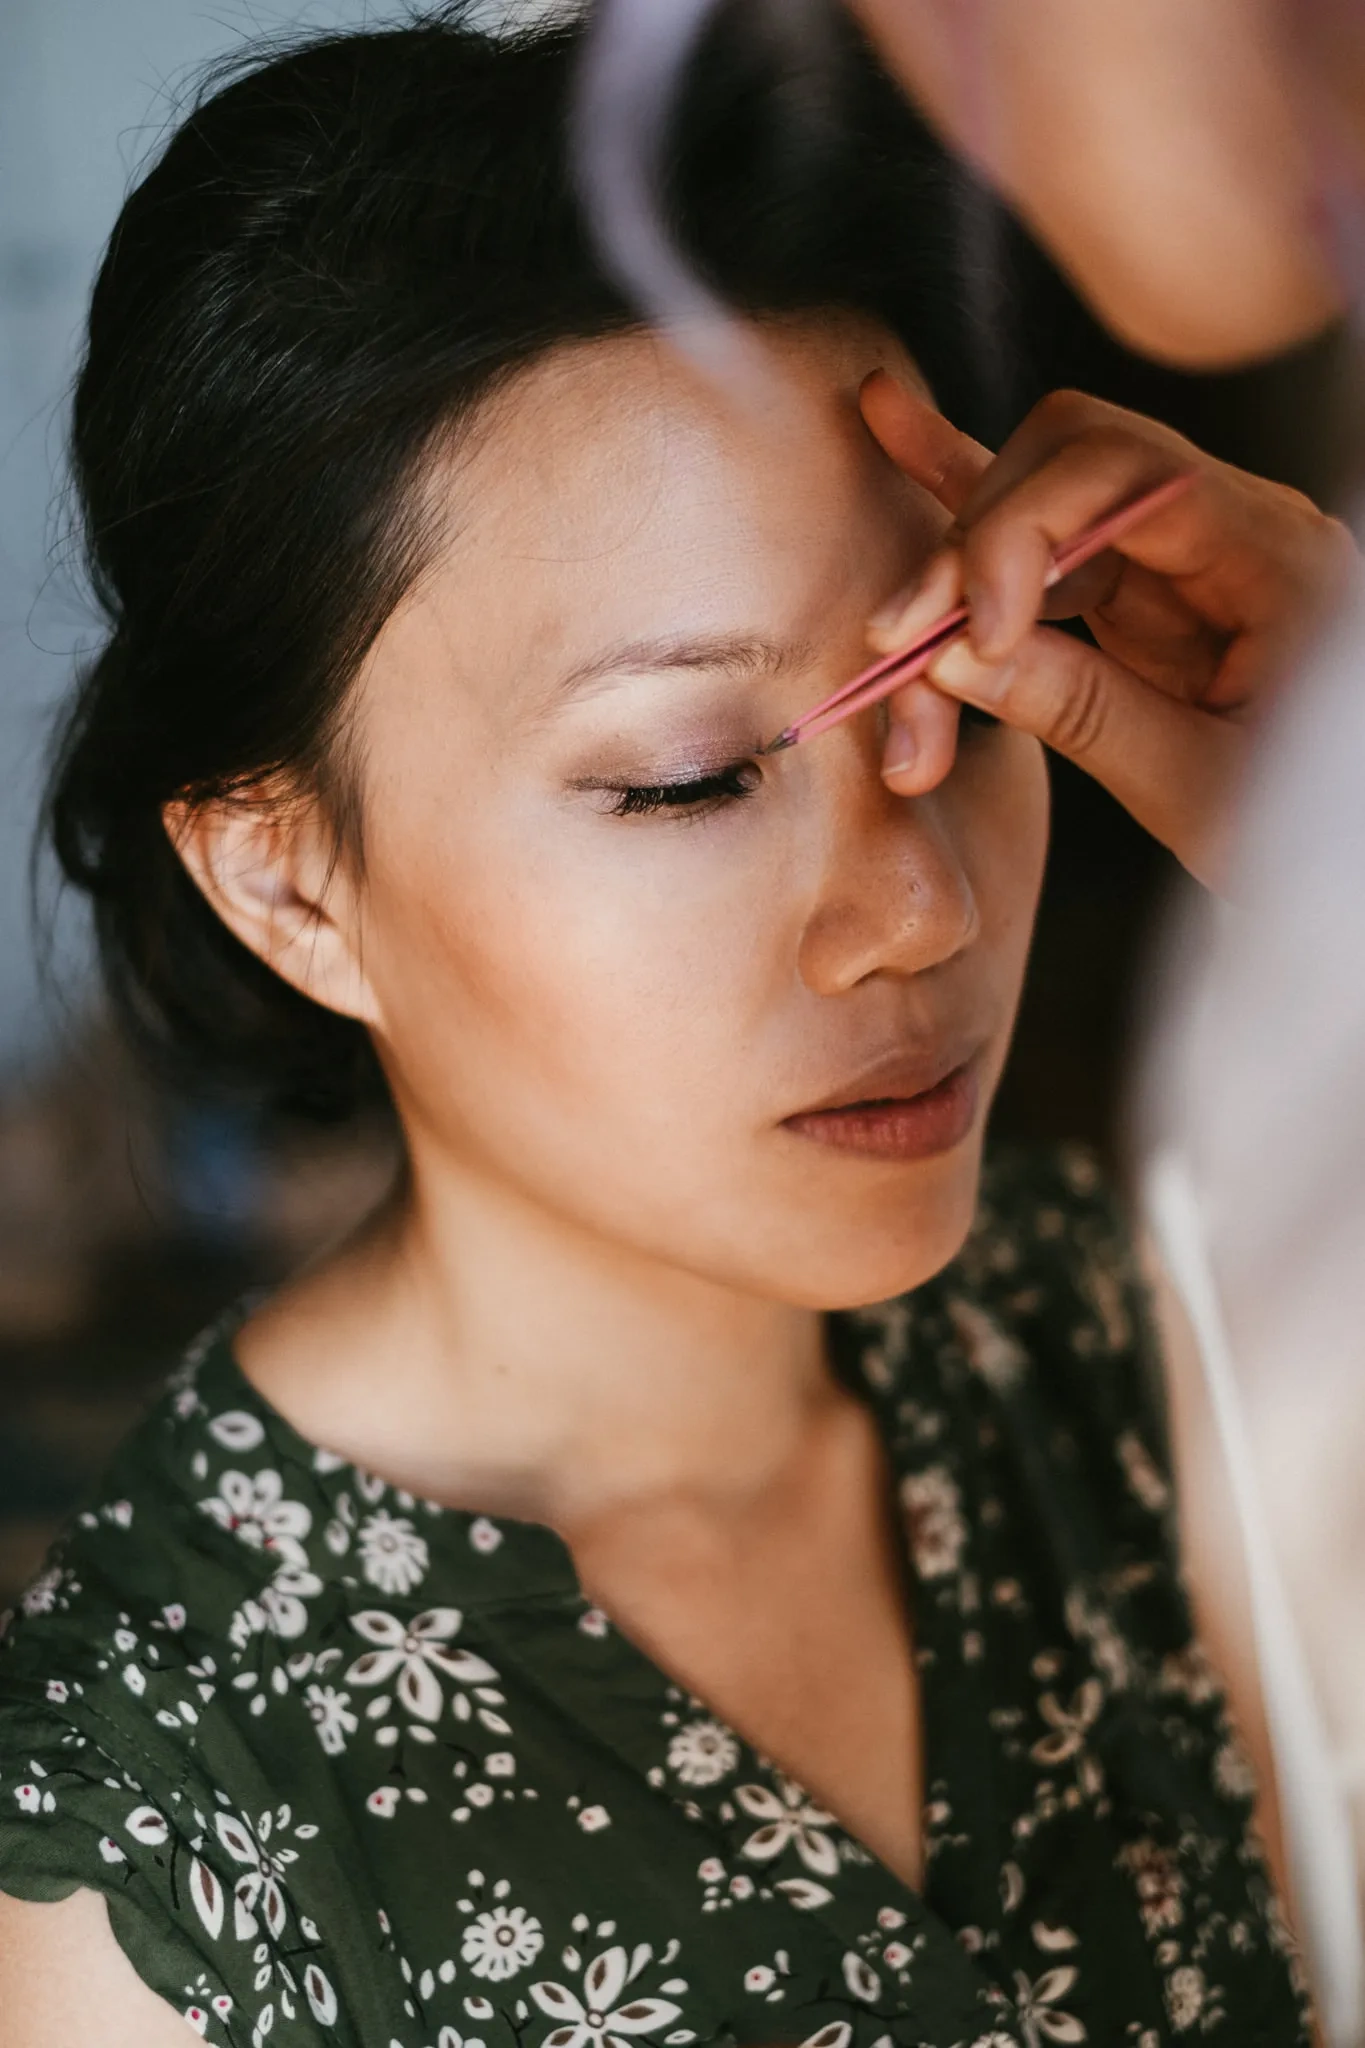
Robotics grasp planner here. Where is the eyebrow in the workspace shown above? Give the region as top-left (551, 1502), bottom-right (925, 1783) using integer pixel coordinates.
top-left (551, 630), bottom-right (819, 703)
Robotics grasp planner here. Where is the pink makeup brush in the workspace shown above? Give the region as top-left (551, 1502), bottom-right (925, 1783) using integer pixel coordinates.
top-left (761, 470), bottom-right (1195, 755)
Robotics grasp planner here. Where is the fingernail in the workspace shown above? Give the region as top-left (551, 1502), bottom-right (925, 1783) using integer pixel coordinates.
top-left (883, 720), bottom-right (916, 776)
top-left (930, 638), bottom-right (1014, 703)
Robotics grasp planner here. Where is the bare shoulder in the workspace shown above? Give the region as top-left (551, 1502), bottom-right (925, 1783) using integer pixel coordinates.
top-left (0, 1884), bottom-right (197, 2045)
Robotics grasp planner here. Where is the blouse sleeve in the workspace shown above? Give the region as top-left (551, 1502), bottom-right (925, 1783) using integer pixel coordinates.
top-left (0, 1689), bottom-right (233, 2031)
top-left (0, 1550), bottom-right (346, 2047)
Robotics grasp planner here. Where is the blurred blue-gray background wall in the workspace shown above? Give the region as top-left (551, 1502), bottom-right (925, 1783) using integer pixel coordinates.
top-left (0, 0), bottom-right (566, 1600)
top-left (0, 0), bottom-right (559, 1079)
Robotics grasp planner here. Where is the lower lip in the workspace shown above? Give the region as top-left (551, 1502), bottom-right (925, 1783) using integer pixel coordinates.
top-left (782, 1061), bottom-right (979, 1161)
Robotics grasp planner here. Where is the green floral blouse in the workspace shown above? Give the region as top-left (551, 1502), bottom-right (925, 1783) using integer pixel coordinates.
top-left (0, 1151), bottom-right (1311, 2048)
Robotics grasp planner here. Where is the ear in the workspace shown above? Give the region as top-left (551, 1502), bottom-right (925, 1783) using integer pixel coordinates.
top-left (164, 787), bottom-right (381, 1029)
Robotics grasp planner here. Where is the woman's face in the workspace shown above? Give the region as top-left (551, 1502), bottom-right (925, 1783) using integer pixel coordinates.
top-left (342, 320), bottom-right (1048, 1307)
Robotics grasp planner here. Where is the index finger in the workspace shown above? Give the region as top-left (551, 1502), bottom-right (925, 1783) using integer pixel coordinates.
top-left (859, 369), bottom-right (992, 517)
top-left (954, 435), bottom-right (1206, 660)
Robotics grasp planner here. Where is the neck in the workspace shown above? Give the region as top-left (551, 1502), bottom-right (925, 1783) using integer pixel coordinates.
top-left (238, 1141), bottom-right (834, 1531)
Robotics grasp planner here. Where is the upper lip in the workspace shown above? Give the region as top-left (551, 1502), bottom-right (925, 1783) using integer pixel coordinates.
top-left (785, 1037), bottom-right (985, 1118)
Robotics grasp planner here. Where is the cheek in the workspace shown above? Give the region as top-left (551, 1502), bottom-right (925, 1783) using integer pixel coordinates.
top-left (357, 795), bottom-right (791, 1139)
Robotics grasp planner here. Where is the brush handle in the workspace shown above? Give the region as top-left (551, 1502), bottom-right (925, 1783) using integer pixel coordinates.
top-left (766, 470), bottom-right (1195, 753)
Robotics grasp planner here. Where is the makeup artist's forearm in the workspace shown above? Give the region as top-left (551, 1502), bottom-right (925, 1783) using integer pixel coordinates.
top-left (849, 0), bottom-right (1342, 368)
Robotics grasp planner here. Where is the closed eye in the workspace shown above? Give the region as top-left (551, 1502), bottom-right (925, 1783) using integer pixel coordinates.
top-left (597, 759), bottom-right (763, 819)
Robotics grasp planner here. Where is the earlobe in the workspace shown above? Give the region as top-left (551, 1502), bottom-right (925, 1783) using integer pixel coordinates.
top-left (162, 793), bottom-right (381, 1028)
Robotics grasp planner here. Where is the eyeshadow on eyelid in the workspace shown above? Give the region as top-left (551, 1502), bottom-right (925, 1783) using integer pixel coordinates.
top-left (574, 732), bottom-right (763, 776)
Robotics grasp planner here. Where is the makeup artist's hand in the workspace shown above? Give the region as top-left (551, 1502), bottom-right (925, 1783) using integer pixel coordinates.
top-left (862, 373), bottom-right (1358, 889)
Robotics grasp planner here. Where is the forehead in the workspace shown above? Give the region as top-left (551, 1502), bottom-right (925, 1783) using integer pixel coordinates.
top-left (379, 317), bottom-right (925, 712)
top-left (457, 317), bottom-right (919, 563)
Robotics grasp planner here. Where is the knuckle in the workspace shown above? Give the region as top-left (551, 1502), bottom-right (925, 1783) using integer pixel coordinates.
top-left (1034, 388), bottom-right (1095, 430)
top-left (1070, 420), bottom-right (1156, 469)
top-left (1045, 656), bottom-right (1111, 760)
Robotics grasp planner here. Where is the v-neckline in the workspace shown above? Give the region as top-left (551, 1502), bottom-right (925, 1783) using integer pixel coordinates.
top-left (202, 1306), bottom-right (1023, 2033)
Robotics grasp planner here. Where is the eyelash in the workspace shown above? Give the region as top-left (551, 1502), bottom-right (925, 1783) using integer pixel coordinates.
top-left (605, 760), bottom-right (763, 819)
top-left (599, 708), bottom-right (998, 821)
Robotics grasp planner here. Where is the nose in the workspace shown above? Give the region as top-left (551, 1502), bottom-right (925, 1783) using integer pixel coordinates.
top-left (795, 723), bottom-right (981, 997)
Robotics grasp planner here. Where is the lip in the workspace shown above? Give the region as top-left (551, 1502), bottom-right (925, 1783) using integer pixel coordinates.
top-left (781, 1046), bottom-right (984, 1162)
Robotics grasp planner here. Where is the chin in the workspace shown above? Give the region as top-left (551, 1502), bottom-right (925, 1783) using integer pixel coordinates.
top-left (758, 1134), bottom-right (986, 1311)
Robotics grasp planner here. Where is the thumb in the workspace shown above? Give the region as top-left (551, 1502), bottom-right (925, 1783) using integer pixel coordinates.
top-left (924, 625), bottom-right (1246, 887)
top-left (859, 369), bottom-right (992, 517)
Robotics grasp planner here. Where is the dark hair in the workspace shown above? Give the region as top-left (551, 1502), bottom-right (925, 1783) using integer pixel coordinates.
top-left (46, 0), bottom-right (970, 1120)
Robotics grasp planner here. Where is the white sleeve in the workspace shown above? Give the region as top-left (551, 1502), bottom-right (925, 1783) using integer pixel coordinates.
top-left (1144, 1144), bottom-right (1364, 2048)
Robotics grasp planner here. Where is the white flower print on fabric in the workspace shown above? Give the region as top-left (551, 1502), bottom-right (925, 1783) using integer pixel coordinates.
top-left (208, 1410), bottom-right (267, 1453)
top-left (530, 1942), bottom-right (684, 2048)
top-left (357, 1509), bottom-right (430, 1596)
top-left (20, 1564), bottom-right (62, 1617)
top-left (345, 1607), bottom-right (500, 1724)
top-left (947, 1297), bottom-right (1028, 1391)
top-left (1160, 1643), bottom-right (1220, 1704)
top-left (899, 1465), bottom-right (967, 1580)
top-left (1063, 1588), bottom-right (1134, 1693)
top-left (304, 1683), bottom-right (358, 1755)
top-left (461, 1904), bottom-right (545, 1980)
top-left (1165, 1965), bottom-right (1211, 2032)
top-left (773, 1877), bottom-right (834, 1910)
top-left (1213, 1738), bottom-right (1257, 1801)
top-left (740, 1945), bottom-right (794, 2002)
top-left (127, 1804), bottom-right (171, 1846)
top-left (1031, 1924), bottom-right (1079, 1954)
top-left (13, 1773), bottom-right (56, 1815)
top-left (199, 1467), bottom-right (312, 1567)
top-left (1115, 1839), bottom-right (1184, 1939)
top-left (735, 1776), bottom-right (840, 1876)
top-left (841, 1952), bottom-right (880, 2002)
top-left (259, 1566), bottom-right (325, 1640)
top-left (666, 1719), bottom-right (739, 1787)
top-left (1080, 1255), bottom-right (1131, 1353)
top-left (227, 1567), bottom-right (324, 1647)
top-left (1116, 1430), bottom-right (1170, 1513)
top-left (1030, 1680), bottom-right (1103, 1765)
top-left (1011, 1966), bottom-right (1086, 2046)
top-left (181, 1977), bottom-right (235, 2038)
top-left (188, 1802), bottom-right (318, 1945)
top-left (303, 1960), bottom-right (340, 2025)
